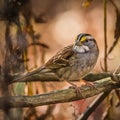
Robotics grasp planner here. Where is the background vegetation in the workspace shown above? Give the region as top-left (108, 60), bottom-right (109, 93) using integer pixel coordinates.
top-left (0, 0), bottom-right (120, 120)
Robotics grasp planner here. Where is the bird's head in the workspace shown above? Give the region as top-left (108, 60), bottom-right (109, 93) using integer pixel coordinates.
top-left (73, 33), bottom-right (98, 53)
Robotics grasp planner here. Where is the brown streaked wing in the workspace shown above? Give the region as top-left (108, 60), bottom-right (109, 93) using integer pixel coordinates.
top-left (45, 45), bottom-right (74, 69)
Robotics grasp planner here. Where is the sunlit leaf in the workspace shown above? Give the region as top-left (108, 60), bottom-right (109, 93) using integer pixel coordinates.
top-left (13, 83), bottom-right (25, 95)
top-left (27, 83), bottom-right (35, 96)
top-left (82, 0), bottom-right (93, 8)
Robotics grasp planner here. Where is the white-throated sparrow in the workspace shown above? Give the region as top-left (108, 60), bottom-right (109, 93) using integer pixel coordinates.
top-left (14, 33), bottom-right (99, 87)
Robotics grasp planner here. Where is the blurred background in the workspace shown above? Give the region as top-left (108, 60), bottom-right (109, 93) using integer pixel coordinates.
top-left (0, 0), bottom-right (120, 120)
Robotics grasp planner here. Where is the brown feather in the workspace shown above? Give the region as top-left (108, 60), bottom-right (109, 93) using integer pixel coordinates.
top-left (45, 45), bottom-right (74, 69)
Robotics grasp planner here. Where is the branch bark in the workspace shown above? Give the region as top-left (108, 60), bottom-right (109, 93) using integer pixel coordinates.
top-left (9, 72), bottom-right (113, 84)
top-left (0, 76), bottom-right (119, 109)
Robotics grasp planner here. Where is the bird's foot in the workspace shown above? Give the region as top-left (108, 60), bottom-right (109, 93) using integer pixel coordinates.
top-left (68, 82), bottom-right (83, 97)
top-left (68, 80), bottom-right (97, 97)
top-left (79, 79), bottom-right (97, 90)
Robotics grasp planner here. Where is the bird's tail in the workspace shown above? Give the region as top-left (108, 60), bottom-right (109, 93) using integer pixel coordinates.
top-left (10, 66), bottom-right (58, 84)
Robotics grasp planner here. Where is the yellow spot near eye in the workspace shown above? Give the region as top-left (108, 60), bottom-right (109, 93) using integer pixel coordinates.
top-left (80, 36), bottom-right (86, 42)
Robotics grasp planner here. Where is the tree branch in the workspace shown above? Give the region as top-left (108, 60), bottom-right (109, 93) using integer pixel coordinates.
top-left (9, 72), bottom-right (113, 84)
top-left (0, 76), bottom-right (119, 109)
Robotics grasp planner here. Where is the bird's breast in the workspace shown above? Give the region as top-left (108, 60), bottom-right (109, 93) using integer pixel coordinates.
top-left (55, 50), bottom-right (98, 81)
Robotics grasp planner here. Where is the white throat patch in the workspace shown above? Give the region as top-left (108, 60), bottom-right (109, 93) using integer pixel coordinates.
top-left (73, 45), bottom-right (90, 53)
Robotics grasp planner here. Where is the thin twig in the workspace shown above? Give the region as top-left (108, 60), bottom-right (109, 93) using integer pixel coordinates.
top-left (113, 64), bottom-right (120, 74)
top-left (77, 91), bottom-right (111, 120)
top-left (108, 0), bottom-right (120, 54)
top-left (104, 0), bottom-right (108, 72)
top-left (29, 43), bottom-right (49, 49)
top-left (109, 0), bottom-right (118, 14)
top-left (101, 93), bottom-right (112, 120)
